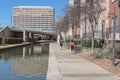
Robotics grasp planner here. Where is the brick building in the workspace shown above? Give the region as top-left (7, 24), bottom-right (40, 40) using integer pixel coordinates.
top-left (107, 0), bottom-right (120, 40)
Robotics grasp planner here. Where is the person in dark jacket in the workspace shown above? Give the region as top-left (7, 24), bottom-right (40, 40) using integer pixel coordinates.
top-left (59, 38), bottom-right (64, 48)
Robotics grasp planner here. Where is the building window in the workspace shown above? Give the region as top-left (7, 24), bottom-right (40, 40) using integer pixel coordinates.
top-left (102, 20), bottom-right (105, 39)
top-left (109, 16), bottom-right (117, 39)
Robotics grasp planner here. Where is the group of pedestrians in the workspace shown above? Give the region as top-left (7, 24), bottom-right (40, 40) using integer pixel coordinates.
top-left (59, 38), bottom-right (75, 54)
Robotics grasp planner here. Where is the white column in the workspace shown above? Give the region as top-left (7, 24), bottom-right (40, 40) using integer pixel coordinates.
top-left (23, 30), bottom-right (26, 42)
top-left (29, 32), bottom-right (32, 38)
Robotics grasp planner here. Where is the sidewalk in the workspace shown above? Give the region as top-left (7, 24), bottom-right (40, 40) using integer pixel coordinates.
top-left (47, 43), bottom-right (120, 80)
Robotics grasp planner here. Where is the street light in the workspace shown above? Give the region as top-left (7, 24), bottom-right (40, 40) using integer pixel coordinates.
top-left (108, 7), bottom-right (116, 67)
top-left (111, 7), bottom-right (116, 67)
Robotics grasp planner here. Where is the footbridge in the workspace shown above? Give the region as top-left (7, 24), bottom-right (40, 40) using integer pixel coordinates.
top-left (0, 27), bottom-right (57, 42)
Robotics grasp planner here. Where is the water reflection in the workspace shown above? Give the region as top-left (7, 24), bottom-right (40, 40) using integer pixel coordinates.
top-left (0, 43), bottom-right (49, 80)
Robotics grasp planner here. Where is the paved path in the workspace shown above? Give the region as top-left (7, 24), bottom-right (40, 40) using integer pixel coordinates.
top-left (47, 43), bottom-right (120, 80)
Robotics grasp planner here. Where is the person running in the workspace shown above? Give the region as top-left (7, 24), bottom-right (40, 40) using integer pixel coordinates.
top-left (69, 40), bottom-right (75, 54)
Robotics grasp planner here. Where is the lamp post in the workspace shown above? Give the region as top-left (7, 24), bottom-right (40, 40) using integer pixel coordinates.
top-left (111, 7), bottom-right (116, 67)
top-left (108, 6), bottom-right (116, 67)
top-left (108, 7), bottom-right (116, 67)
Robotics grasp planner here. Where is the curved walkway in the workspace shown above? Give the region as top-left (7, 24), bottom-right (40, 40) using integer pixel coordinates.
top-left (47, 43), bottom-right (120, 80)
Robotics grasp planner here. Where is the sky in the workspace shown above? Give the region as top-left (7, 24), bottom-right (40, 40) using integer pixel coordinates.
top-left (0, 0), bottom-right (68, 27)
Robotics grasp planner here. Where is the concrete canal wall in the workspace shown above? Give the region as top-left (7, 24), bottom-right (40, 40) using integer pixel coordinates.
top-left (0, 40), bottom-right (53, 50)
top-left (46, 43), bottom-right (62, 80)
top-left (0, 42), bottom-right (32, 50)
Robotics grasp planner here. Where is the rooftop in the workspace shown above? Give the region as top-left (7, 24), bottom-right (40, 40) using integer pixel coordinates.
top-left (14, 6), bottom-right (53, 9)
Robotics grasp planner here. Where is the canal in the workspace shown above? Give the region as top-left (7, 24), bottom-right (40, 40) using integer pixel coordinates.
top-left (0, 43), bottom-right (49, 80)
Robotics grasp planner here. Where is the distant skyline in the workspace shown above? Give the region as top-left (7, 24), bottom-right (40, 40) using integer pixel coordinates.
top-left (0, 0), bottom-right (68, 27)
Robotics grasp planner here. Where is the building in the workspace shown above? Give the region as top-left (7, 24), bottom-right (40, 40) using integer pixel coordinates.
top-left (68, 0), bottom-right (91, 39)
top-left (68, 0), bottom-right (120, 41)
top-left (69, 0), bottom-right (75, 6)
top-left (95, 0), bottom-right (109, 40)
top-left (12, 6), bottom-right (54, 32)
top-left (68, 0), bottom-right (79, 39)
top-left (106, 0), bottom-right (120, 40)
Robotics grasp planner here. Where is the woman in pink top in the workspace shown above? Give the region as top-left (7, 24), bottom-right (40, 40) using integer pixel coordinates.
top-left (69, 40), bottom-right (75, 54)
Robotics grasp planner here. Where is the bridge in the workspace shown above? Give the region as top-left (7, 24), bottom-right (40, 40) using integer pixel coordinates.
top-left (0, 27), bottom-right (57, 42)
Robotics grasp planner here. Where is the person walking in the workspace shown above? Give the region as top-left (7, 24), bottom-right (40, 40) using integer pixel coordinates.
top-left (69, 40), bottom-right (75, 54)
top-left (59, 38), bottom-right (64, 48)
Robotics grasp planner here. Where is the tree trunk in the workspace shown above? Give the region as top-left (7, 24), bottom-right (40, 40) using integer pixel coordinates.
top-left (84, 13), bottom-right (87, 39)
top-left (92, 32), bottom-right (94, 54)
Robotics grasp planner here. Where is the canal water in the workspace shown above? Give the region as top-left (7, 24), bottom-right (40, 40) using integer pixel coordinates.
top-left (0, 43), bottom-right (49, 80)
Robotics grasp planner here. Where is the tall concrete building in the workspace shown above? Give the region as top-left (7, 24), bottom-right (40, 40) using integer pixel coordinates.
top-left (69, 0), bottom-right (74, 6)
top-left (12, 6), bottom-right (54, 32)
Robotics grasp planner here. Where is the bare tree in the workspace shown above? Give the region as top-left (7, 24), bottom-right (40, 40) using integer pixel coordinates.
top-left (79, 0), bottom-right (104, 54)
top-left (67, 0), bottom-right (104, 54)
top-left (57, 0), bottom-right (103, 54)
top-left (67, 0), bottom-right (83, 43)
top-left (56, 13), bottom-right (69, 40)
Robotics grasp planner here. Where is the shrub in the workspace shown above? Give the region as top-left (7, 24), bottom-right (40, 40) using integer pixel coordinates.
top-left (7, 38), bottom-right (23, 44)
top-left (114, 43), bottom-right (120, 59)
top-left (0, 37), bottom-right (2, 44)
top-left (83, 40), bottom-right (103, 48)
top-left (0, 37), bottom-right (23, 44)
top-left (83, 40), bottom-right (92, 47)
top-left (101, 48), bottom-right (111, 59)
top-left (94, 42), bottom-right (103, 48)
top-left (101, 42), bottom-right (120, 59)
top-left (63, 42), bottom-right (70, 49)
top-left (74, 39), bottom-right (81, 45)
top-left (94, 54), bottom-right (103, 59)
top-left (1, 37), bottom-right (7, 44)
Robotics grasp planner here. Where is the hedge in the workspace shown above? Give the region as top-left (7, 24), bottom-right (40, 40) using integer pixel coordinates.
top-left (94, 41), bottom-right (103, 48)
top-left (83, 40), bottom-right (92, 47)
top-left (63, 39), bottom-right (103, 48)
top-left (73, 40), bottom-right (103, 48)
top-left (74, 39), bottom-right (81, 44)
top-left (0, 37), bottom-right (23, 44)
top-left (0, 37), bottom-right (7, 44)
top-left (0, 37), bottom-right (2, 44)
top-left (7, 38), bottom-right (23, 44)
top-left (83, 40), bottom-right (103, 48)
